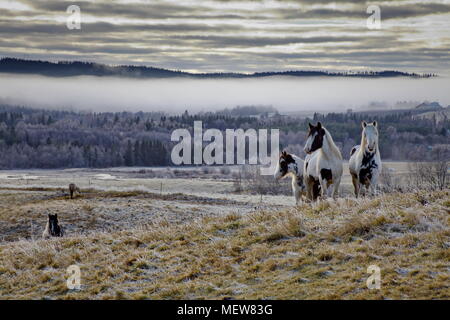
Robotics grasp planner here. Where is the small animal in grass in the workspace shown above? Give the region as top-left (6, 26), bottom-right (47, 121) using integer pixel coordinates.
top-left (349, 121), bottom-right (382, 197)
top-left (69, 183), bottom-right (81, 199)
top-left (42, 214), bottom-right (64, 238)
top-left (274, 151), bottom-right (307, 205)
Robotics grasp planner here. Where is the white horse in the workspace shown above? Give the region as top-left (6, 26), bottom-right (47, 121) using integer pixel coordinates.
top-left (274, 151), bottom-right (306, 204)
top-left (303, 122), bottom-right (343, 201)
top-left (349, 121), bottom-right (382, 197)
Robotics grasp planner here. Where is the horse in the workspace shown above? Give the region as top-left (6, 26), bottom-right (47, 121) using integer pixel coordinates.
top-left (349, 121), bottom-right (382, 197)
top-left (274, 151), bottom-right (306, 204)
top-left (69, 183), bottom-right (80, 199)
top-left (303, 122), bottom-right (343, 201)
top-left (42, 214), bottom-right (64, 238)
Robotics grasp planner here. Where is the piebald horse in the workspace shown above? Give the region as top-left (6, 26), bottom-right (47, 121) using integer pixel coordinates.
top-left (349, 121), bottom-right (382, 197)
top-left (274, 151), bottom-right (306, 204)
top-left (303, 122), bottom-right (343, 201)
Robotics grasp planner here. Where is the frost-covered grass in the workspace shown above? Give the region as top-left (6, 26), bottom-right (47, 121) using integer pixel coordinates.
top-left (0, 187), bottom-right (260, 242)
top-left (0, 187), bottom-right (448, 300)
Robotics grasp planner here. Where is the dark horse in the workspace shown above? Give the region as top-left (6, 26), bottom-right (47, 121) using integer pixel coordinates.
top-left (69, 183), bottom-right (80, 199)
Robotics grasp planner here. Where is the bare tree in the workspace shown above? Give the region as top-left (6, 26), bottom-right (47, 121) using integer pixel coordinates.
top-left (232, 165), bottom-right (290, 195)
top-left (408, 146), bottom-right (449, 190)
top-left (379, 167), bottom-right (406, 192)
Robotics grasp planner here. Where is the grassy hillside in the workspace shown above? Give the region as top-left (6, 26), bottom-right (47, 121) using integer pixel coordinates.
top-left (0, 189), bottom-right (448, 299)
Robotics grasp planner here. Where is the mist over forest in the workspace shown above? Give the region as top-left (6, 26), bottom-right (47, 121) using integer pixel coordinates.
top-left (0, 74), bottom-right (449, 113)
top-left (1, 69), bottom-right (449, 169)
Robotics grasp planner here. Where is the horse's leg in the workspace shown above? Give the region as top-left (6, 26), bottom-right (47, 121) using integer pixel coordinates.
top-left (305, 191), bottom-right (312, 203)
top-left (307, 182), bottom-right (313, 201)
top-left (332, 176), bottom-right (341, 199)
top-left (293, 186), bottom-right (300, 205)
top-left (351, 173), bottom-right (359, 198)
top-left (371, 174), bottom-right (379, 196)
top-left (369, 184), bottom-right (375, 197)
top-left (320, 179), bottom-right (328, 200)
top-left (306, 177), bottom-right (314, 202)
top-left (307, 186), bottom-right (313, 202)
top-left (362, 184), bottom-right (369, 197)
top-left (327, 182), bottom-right (333, 198)
top-left (367, 180), bottom-right (374, 197)
top-left (358, 183), bottom-right (365, 197)
top-left (297, 190), bottom-right (303, 205)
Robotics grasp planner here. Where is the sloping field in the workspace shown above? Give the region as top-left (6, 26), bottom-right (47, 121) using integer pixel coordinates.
top-left (0, 188), bottom-right (448, 300)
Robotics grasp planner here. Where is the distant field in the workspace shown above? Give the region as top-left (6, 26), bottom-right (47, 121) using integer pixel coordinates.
top-left (0, 161), bottom-right (413, 197)
top-left (0, 165), bottom-right (448, 299)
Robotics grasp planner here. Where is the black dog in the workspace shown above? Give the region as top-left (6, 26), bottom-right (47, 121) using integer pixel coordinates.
top-left (42, 214), bottom-right (64, 238)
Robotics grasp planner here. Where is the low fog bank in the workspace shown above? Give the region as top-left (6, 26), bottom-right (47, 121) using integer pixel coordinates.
top-left (0, 74), bottom-right (449, 113)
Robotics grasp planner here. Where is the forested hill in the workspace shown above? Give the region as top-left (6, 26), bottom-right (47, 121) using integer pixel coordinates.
top-left (0, 57), bottom-right (434, 79)
top-left (0, 105), bottom-right (448, 169)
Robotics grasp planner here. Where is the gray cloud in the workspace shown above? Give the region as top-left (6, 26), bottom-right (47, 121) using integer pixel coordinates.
top-left (0, 0), bottom-right (448, 74)
top-left (17, 0), bottom-right (450, 20)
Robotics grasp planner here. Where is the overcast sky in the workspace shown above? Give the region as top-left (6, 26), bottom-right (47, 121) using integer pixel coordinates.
top-left (0, 0), bottom-right (449, 74)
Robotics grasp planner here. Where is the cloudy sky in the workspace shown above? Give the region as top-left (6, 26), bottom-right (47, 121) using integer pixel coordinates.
top-left (0, 0), bottom-right (449, 74)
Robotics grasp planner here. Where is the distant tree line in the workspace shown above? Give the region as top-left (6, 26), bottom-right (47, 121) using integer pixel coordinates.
top-left (0, 57), bottom-right (436, 79)
top-left (0, 105), bottom-right (448, 169)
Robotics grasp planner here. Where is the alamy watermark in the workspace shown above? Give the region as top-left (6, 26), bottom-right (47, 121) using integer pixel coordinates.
top-left (367, 5), bottom-right (381, 30)
top-left (366, 265), bottom-right (381, 289)
top-left (66, 264), bottom-right (81, 290)
top-left (171, 121), bottom-right (279, 175)
top-left (66, 5), bottom-right (81, 30)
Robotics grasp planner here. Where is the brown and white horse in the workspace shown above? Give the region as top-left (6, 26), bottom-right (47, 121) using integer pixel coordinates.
top-left (349, 121), bottom-right (382, 197)
top-left (303, 122), bottom-right (343, 201)
top-left (274, 151), bottom-right (306, 204)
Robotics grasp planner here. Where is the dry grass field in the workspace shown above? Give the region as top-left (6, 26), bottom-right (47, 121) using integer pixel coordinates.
top-left (0, 168), bottom-right (448, 299)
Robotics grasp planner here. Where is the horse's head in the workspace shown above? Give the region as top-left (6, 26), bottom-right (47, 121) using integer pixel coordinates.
top-left (304, 122), bottom-right (325, 154)
top-left (362, 121), bottom-right (379, 153)
top-left (274, 150), bottom-right (296, 179)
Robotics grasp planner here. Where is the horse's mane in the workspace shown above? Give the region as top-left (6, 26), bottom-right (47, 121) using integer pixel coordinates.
top-left (360, 129), bottom-right (366, 148)
top-left (323, 128), bottom-right (343, 160)
top-left (291, 153), bottom-right (302, 164)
